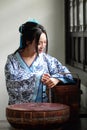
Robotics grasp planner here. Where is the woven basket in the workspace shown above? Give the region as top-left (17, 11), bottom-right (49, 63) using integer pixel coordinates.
top-left (6, 103), bottom-right (70, 129)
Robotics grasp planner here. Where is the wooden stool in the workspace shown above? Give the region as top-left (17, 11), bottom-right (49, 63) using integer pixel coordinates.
top-left (6, 103), bottom-right (70, 129)
top-left (51, 78), bottom-right (81, 121)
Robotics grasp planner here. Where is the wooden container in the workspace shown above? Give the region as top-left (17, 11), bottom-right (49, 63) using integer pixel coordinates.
top-left (51, 78), bottom-right (81, 120)
top-left (6, 103), bottom-right (70, 129)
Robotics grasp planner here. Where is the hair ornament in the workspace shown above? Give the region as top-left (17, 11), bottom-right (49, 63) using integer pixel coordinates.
top-left (28, 18), bottom-right (39, 24)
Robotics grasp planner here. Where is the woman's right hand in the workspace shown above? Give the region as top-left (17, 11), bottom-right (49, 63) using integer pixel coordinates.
top-left (41, 73), bottom-right (50, 84)
top-left (41, 73), bottom-right (60, 88)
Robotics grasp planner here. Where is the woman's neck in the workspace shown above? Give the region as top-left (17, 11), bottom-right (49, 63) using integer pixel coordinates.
top-left (19, 48), bottom-right (37, 66)
top-left (21, 47), bottom-right (36, 57)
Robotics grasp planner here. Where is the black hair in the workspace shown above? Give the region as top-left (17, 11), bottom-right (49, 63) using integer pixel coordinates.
top-left (14, 21), bottom-right (48, 54)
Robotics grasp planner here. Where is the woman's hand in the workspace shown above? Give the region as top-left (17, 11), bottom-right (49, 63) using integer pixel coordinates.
top-left (41, 73), bottom-right (60, 88)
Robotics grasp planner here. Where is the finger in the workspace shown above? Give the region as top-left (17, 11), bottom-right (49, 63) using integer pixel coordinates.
top-left (43, 73), bottom-right (50, 78)
top-left (41, 75), bottom-right (50, 82)
top-left (45, 80), bottom-right (55, 88)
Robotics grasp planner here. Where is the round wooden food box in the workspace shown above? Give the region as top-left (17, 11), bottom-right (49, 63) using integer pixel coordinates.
top-left (6, 103), bottom-right (70, 129)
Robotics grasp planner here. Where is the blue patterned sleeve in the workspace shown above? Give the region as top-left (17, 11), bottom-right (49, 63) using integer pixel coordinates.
top-left (5, 55), bottom-right (17, 81)
top-left (4, 55), bottom-right (37, 104)
top-left (45, 54), bottom-right (75, 84)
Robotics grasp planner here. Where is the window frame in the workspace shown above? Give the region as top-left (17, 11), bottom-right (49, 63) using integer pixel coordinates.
top-left (65, 0), bottom-right (87, 86)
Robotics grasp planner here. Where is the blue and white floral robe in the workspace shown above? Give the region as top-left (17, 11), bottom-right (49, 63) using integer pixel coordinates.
top-left (4, 52), bottom-right (75, 105)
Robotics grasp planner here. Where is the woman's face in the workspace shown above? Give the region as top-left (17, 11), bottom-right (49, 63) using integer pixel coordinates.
top-left (38, 33), bottom-right (47, 53)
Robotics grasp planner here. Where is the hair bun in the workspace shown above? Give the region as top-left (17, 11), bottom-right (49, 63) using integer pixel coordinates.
top-left (19, 21), bottom-right (39, 35)
top-left (19, 24), bottom-right (24, 34)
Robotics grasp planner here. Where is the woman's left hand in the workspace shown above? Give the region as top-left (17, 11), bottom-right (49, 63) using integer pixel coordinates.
top-left (41, 73), bottom-right (60, 88)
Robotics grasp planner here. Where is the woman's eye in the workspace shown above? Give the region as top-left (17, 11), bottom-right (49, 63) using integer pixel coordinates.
top-left (38, 42), bottom-right (41, 45)
top-left (38, 41), bottom-right (46, 45)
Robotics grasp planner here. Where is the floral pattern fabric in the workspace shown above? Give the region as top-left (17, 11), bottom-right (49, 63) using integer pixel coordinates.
top-left (4, 52), bottom-right (74, 105)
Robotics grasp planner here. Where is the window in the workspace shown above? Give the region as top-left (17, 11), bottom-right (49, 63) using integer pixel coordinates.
top-left (65, 0), bottom-right (87, 86)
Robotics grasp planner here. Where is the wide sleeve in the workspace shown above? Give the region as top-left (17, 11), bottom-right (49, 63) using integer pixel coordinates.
top-left (5, 55), bottom-right (18, 81)
top-left (4, 55), bottom-right (37, 104)
top-left (45, 54), bottom-right (75, 84)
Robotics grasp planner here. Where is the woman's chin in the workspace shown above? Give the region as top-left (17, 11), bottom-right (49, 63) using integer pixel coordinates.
top-left (39, 50), bottom-right (43, 53)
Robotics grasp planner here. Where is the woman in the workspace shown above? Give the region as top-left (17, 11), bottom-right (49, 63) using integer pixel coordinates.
top-left (5, 20), bottom-right (75, 105)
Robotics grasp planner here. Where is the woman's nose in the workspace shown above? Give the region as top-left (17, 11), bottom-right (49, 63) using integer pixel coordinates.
top-left (40, 43), bottom-right (44, 48)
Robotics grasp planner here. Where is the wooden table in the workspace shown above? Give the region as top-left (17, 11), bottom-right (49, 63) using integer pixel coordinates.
top-left (0, 119), bottom-right (86, 130)
top-left (0, 120), bottom-right (64, 130)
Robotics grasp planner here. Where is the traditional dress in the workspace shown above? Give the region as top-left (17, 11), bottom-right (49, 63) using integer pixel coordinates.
top-left (5, 52), bottom-right (75, 105)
